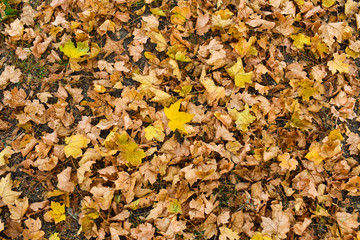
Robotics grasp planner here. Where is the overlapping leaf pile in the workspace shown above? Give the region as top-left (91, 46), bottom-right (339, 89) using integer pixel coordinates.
top-left (1, 0), bottom-right (360, 239)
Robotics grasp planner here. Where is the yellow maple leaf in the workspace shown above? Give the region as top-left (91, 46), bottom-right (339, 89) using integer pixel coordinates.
top-left (328, 129), bottom-right (343, 142)
top-left (164, 100), bottom-right (194, 134)
top-left (251, 232), bottom-right (272, 240)
top-left (104, 130), bottom-right (146, 167)
top-left (226, 58), bottom-right (253, 88)
top-left (305, 142), bottom-right (325, 165)
top-left (228, 104), bottom-right (256, 132)
top-left (59, 40), bottom-right (90, 59)
top-left (232, 37), bottom-right (258, 57)
top-left (0, 173), bottom-right (21, 205)
top-left (64, 134), bottom-right (90, 159)
top-left (327, 53), bottom-right (350, 74)
top-left (45, 202), bottom-right (66, 224)
top-left (291, 33), bottom-right (311, 50)
top-left (120, 141), bottom-right (146, 167)
top-left (144, 121), bottom-right (165, 142)
top-left (49, 232), bottom-right (60, 240)
top-left (297, 79), bottom-right (320, 101)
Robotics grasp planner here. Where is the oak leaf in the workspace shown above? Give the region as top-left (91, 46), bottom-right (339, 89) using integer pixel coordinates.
top-left (164, 100), bottom-right (194, 134)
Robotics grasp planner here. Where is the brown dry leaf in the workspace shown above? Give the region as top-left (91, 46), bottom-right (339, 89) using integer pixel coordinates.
top-left (9, 197), bottom-right (29, 220)
top-left (30, 35), bottom-right (52, 58)
top-left (196, 13), bottom-right (211, 35)
top-left (261, 204), bottom-right (291, 239)
top-left (97, 20), bottom-right (116, 36)
top-left (0, 65), bottom-right (22, 89)
top-left (318, 22), bottom-right (352, 48)
top-left (130, 223), bottom-right (155, 240)
top-left (57, 167), bottom-right (75, 192)
top-left (15, 47), bottom-right (31, 60)
top-left (0, 174), bottom-right (22, 205)
top-left (3, 19), bottom-right (24, 41)
top-left (128, 42), bottom-right (144, 62)
top-left (336, 212), bottom-right (359, 233)
top-left (293, 218), bottom-right (311, 235)
top-left (346, 132), bottom-right (360, 155)
top-left (327, 53), bottom-right (350, 74)
top-left (0, 146), bottom-right (14, 166)
top-left (22, 218), bottom-right (45, 240)
top-left (219, 226), bottom-right (240, 240)
top-left (154, 216), bottom-right (186, 239)
top-left (20, 3), bottom-right (36, 26)
top-left (90, 184), bottom-right (115, 210)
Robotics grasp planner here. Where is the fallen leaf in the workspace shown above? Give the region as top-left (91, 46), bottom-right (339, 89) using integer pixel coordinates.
top-left (57, 167), bottom-right (75, 192)
top-left (0, 174), bottom-right (21, 205)
top-left (44, 202), bottom-right (66, 224)
top-left (228, 104), bottom-right (256, 132)
top-left (219, 226), bottom-right (240, 240)
top-left (164, 100), bottom-right (194, 134)
top-left (327, 53), bottom-right (350, 74)
top-left (59, 39), bottom-right (90, 59)
top-left (64, 134), bottom-right (90, 159)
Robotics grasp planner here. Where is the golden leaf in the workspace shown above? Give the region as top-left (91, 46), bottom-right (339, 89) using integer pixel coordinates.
top-left (45, 202), bottom-right (66, 224)
top-left (228, 104), bottom-right (256, 132)
top-left (64, 134), bottom-right (90, 159)
top-left (327, 53), bottom-right (350, 74)
top-left (164, 100), bottom-right (194, 134)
